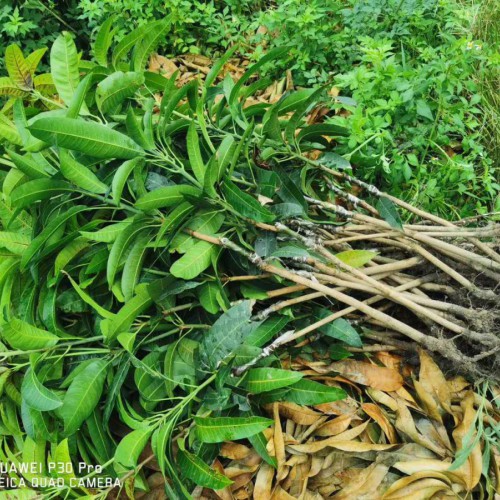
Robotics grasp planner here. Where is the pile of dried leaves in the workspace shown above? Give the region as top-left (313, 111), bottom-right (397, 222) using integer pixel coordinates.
top-left (199, 352), bottom-right (499, 499)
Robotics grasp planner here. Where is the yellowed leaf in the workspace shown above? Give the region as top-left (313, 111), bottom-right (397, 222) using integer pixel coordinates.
top-left (328, 360), bottom-right (403, 391)
top-left (220, 442), bottom-right (251, 461)
top-left (267, 402), bottom-right (322, 426)
top-left (315, 414), bottom-right (352, 437)
top-left (334, 462), bottom-right (389, 499)
top-left (362, 403), bottom-right (398, 444)
top-left (148, 54), bottom-right (178, 78)
top-left (254, 463), bottom-right (274, 500)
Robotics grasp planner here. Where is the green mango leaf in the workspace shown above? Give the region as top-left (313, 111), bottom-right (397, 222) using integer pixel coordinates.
top-left (93, 16), bottom-right (118, 67)
top-left (319, 316), bottom-right (362, 347)
top-left (50, 32), bottom-right (80, 105)
top-left (282, 379), bottom-right (346, 405)
top-left (133, 19), bottom-right (171, 71)
top-left (10, 179), bottom-right (73, 209)
top-left (170, 240), bottom-right (215, 280)
top-left (112, 157), bottom-right (145, 205)
top-left (186, 122), bottom-right (206, 184)
top-left (195, 416), bottom-right (273, 443)
top-left (59, 149), bottom-right (108, 194)
top-left (135, 185), bottom-right (201, 211)
top-left (59, 359), bottom-right (108, 436)
top-left (377, 198), bottom-right (403, 230)
top-left (114, 427), bottom-right (153, 473)
top-left (244, 368), bottom-right (303, 394)
top-left (21, 368), bottom-right (62, 411)
top-left (335, 250), bottom-right (378, 268)
top-left (0, 231), bottom-right (30, 255)
top-left (1, 318), bottom-right (58, 350)
top-left (223, 179), bottom-right (275, 223)
top-left (178, 444), bottom-right (233, 489)
top-left (6, 149), bottom-right (49, 179)
top-left (112, 23), bottom-right (150, 68)
top-left (29, 118), bottom-right (145, 159)
top-left (245, 316), bottom-right (290, 347)
top-left (201, 300), bottom-right (258, 369)
top-left (96, 71), bottom-right (145, 114)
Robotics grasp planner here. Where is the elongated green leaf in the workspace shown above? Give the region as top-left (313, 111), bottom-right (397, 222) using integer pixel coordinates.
top-left (93, 16), bottom-right (117, 67)
top-left (11, 179), bottom-right (72, 209)
top-left (201, 300), bottom-right (259, 369)
top-left (195, 416), bottom-right (273, 443)
top-left (121, 233), bottom-right (150, 300)
top-left (101, 286), bottom-right (152, 341)
top-left (319, 316), bottom-right (362, 347)
top-left (223, 179), bottom-right (275, 223)
top-left (178, 445), bottom-right (233, 489)
top-left (50, 32), bottom-right (80, 105)
top-left (54, 238), bottom-right (88, 275)
top-left (59, 149), bottom-right (108, 194)
top-left (229, 46), bottom-right (290, 106)
top-left (112, 24), bottom-right (150, 68)
top-left (5, 44), bottom-right (32, 90)
top-left (59, 359), bottom-right (108, 436)
top-left (186, 122), bottom-right (206, 184)
top-left (112, 157), bottom-right (145, 205)
top-left (65, 274), bottom-right (114, 319)
top-left (0, 231), bottom-right (30, 255)
top-left (1, 318), bottom-right (58, 350)
top-left (245, 316), bottom-right (290, 347)
top-left (135, 185), bottom-right (201, 211)
top-left (29, 118), bottom-right (145, 159)
top-left (170, 240), bottom-right (215, 280)
top-left (114, 427), bottom-right (153, 473)
top-left (96, 71), bottom-right (145, 114)
top-left (107, 220), bottom-right (147, 287)
top-left (21, 205), bottom-right (87, 270)
top-left (6, 149), bottom-right (49, 179)
top-left (244, 368), bottom-right (303, 394)
top-left (133, 19), bottom-right (171, 71)
top-left (66, 74), bottom-right (94, 118)
top-left (80, 219), bottom-right (134, 243)
top-left (21, 368), bottom-right (62, 411)
top-left (377, 198), bottom-right (403, 230)
top-left (283, 379), bottom-right (346, 405)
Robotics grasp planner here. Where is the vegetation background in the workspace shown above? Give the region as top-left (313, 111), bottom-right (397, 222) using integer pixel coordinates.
top-left (1, 0), bottom-right (499, 218)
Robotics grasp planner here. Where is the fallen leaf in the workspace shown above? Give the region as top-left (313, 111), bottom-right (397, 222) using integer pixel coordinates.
top-left (362, 403), bottom-right (398, 444)
top-left (327, 360), bottom-right (403, 391)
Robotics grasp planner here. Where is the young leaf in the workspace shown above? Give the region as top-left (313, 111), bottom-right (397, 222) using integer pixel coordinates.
top-left (5, 44), bottom-right (32, 90)
top-left (50, 32), bottom-right (80, 105)
top-left (195, 416), bottom-right (273, 443)
top-left (223, 180), bottom-right (275, 223)
top-left (29, 118), bottom-right (145, 159)
top-left (244, 368), bottom-right (303, 394)
top-left (178, 445), bottom-right (233, 489)
top-left (59, 359), bottom-right (108, 436)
